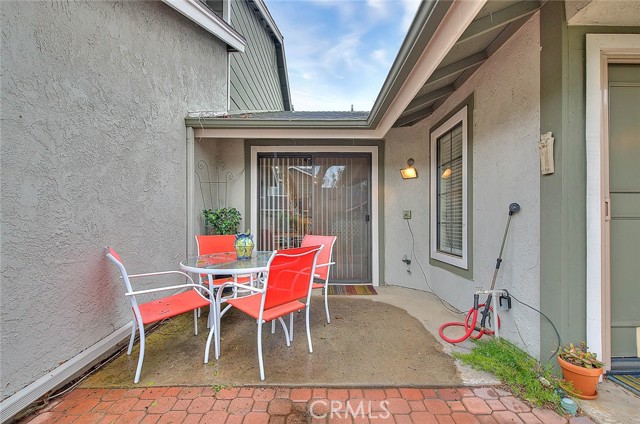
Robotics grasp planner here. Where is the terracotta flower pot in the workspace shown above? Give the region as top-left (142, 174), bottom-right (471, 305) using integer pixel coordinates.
top-left (557, 356), bottom-right (603, 399)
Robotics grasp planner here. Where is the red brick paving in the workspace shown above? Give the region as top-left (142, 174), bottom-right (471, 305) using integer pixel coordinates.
top-left (16, 386), bottom-right (596, 424)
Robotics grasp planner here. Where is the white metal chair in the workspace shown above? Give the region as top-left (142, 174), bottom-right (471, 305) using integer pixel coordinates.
top-left (105, 246), bottom-right (216, 383)
top-left (214, 245), bottom-right (323, 380)
top-left (301, 234), bottom-right (337, 323)
top-left (270, 234), bottom-right (337, 339)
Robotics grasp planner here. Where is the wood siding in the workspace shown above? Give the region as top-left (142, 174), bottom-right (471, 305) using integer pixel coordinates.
top-left (229, 1), bottom-right (284, 111)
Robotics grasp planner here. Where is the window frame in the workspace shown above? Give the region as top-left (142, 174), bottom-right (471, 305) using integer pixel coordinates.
top-left (430, 105), bottom-right (470, 270)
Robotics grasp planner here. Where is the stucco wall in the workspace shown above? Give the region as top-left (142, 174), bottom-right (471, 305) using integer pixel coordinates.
top-left (0, 0), bottom-right (227, 400)
top-left (383, 14), bottom-right (542, 357)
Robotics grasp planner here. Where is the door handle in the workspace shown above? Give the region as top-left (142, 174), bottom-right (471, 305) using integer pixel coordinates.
top-left (604, 198), bottom-right (611, 222)
top-left (365, 214), bottom-right (370, 222)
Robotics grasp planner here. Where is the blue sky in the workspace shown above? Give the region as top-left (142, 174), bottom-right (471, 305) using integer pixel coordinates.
top-left (265, 0), bottom-right (421, 112)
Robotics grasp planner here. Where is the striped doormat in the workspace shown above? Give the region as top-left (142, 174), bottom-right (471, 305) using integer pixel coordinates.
top-left (326, 285), bottom-right (377, 295)
top-left (607, 374), bottom-right (640, 396)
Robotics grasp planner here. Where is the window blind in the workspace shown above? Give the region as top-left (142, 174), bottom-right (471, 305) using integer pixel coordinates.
top-left (437, 123), bottom-right (463, 256)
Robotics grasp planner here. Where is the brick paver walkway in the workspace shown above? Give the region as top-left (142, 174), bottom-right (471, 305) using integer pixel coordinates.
top-left (17, 386), bottom-right (595, 424)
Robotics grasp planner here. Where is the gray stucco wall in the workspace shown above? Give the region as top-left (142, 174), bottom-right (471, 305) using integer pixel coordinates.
top-left (1, 0), bottom-right (227, 400)
top-left (383, 14), bottom-right (542, 357)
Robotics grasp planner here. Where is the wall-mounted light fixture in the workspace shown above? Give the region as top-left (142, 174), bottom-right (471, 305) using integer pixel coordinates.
top-left (400, 158), bottom-right (418, 179)
top-left (441, 168), bottom-right (452, 179)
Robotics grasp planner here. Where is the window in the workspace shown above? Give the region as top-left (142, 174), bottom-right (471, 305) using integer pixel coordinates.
top-left (430, 106), bottom-right (469, 269)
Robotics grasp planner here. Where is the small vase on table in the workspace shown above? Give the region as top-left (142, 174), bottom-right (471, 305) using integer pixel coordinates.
top-left (234, 231), bottom-right (255, 260)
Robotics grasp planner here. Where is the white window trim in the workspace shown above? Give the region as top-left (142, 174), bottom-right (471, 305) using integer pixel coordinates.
top-left (162, 0), bottom-right (245, 52)
top-left (585, 33), bottom-right (640, 368)
top-left (430, 106), bottom-right (468, 269)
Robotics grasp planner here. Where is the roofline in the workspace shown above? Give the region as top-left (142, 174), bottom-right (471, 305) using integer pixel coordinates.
top-left (366, 0), bottom-right (452, 128)
top-left (191, 0), bottom-right (488, 138)
top-left (249, 0), bottom-right (292, 111)
top-left (185, 117), bottom-right (371, 129)
top-left (162, 0), bottom-right (246, 52)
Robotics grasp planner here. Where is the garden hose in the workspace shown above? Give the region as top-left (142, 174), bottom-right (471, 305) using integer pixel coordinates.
top-left (438, 294), bottom-right (501, 344)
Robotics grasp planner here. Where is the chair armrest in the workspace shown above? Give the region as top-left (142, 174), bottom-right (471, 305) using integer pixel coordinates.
top-left (128, 270), bottom-right (193, 279)
top-left (126, 282), bottom-right (214, 301)
top-left (314, 262), bottom-right (335, 269)
top-left (215, 281), bottom-right (263, 304)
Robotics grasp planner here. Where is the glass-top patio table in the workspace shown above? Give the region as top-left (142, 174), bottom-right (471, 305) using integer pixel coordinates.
top-left (180, 251), bottom-right (274, 359)
top-left (180, 251), bottom-right (273, 276)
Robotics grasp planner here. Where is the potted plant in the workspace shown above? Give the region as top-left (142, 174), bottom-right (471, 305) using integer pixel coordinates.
top-left (202, 207), bottom-right (241, 235)
top-left (557, 342), bottom-right (604, 399)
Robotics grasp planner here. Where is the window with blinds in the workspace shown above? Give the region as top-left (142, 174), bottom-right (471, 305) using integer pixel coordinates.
top-left (430, 106), bottom-right (469, 269)
top-left (437, 123), bottom-right (463, 256)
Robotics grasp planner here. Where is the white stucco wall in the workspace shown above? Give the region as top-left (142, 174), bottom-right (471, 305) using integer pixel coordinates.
top-left (384, 14), bottom-right (542, 357)
top-left (1, 0), bottom-right (227, 400)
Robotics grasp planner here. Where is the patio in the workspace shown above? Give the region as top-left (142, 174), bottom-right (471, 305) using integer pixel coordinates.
top-left (13, 286), bottom-right (606, 423)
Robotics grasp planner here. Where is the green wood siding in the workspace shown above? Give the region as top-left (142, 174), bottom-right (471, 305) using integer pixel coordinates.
top-left (539, 1), bottom-right (640, 360)
top-left (229, 1), bottom-right (284, 111)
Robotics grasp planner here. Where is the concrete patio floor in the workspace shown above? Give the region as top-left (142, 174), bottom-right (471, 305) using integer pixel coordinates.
top-left (14, 286), bottom-right (637, 423)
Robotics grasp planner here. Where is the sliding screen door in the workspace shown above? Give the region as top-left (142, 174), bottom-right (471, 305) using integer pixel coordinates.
top-left (257, 153), bottom-right (371, 283)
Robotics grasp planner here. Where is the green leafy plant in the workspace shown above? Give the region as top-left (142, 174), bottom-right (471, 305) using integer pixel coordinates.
top-left (558, 342), bottom-right (604, 369)
top-left (454, 338), bottom-right (563, 411)
top-left (203, 207), bottom-right (241, 235)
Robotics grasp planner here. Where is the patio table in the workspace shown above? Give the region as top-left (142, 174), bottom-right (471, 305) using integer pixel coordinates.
top-left (180, 251), bottom-right (274, 359)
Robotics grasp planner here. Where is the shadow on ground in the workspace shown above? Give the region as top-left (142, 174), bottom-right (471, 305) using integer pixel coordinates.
top-left (81, 297), bottom-right (460, 387)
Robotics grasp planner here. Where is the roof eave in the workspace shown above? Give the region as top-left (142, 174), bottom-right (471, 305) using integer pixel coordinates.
top-left (184, 117), bottom-right (371, 129)
top-left (162, 0), bottom-right (246, 52)
top-left (366, 0), bottom-right (452, 128)
top-left (190, 0), bottom-right (489, 138)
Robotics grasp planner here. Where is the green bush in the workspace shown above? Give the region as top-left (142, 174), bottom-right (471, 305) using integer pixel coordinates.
top-left (203, 207), bottom-right (241, 235)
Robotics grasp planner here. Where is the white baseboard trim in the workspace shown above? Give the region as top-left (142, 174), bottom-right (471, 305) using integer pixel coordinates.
top-left (0, 322), bottom-right (132, 424)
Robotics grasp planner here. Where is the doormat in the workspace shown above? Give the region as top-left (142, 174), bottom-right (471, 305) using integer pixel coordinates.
top-left (327, 285), bottom-right (377, 295)
top-left (606, 373), bottom-right (640, 397)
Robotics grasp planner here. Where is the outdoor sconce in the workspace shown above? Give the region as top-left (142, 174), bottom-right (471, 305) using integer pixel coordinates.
top-left (400, 158), bottom-right (418, 179)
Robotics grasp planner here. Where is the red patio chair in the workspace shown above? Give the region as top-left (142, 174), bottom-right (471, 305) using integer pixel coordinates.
top-left (105, 246), bottom-right (215, 384)
top-left (216, 245), bottom-right (323, 380)
top-left (301, 234), bottom-right (337, 323)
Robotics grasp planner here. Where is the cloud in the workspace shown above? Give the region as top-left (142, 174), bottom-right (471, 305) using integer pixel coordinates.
top-left (371, 48), bottom-right (389, 66)
top-left (266, 0), bottom-right (421, 111)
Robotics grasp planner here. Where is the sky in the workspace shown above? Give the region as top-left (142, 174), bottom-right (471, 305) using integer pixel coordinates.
top-left (265, 0), bottom-right (421, 112)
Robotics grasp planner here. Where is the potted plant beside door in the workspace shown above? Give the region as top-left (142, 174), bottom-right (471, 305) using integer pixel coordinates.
top-left (557, 342), bottom-right (604, 399)
top-left (202, 207), bottom-right (241, 235)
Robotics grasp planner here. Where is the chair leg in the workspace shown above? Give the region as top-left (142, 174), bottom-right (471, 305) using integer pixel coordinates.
top-left (215, 300), bottom-right (221, 360)
top-left (324, 284), bottom-right (331, 323)
top-left (128, 319), bottom-right (137, 355)
top-left (204, 319), bottom-right (215, 364)
top-left (257, 322), bottom-right (265, 381)
top-left (289, 313), bottom-right (294, 341)
top-left (134, 321), bottom-right (146, 384)
top-left (277, 317), bottom-right (291, 346)
top-left (271, 320), bottom-right (275, 334)
top-left (305, 306), bottom-right (313, 353)
top-left (193, 310), bottom-right (198, 336)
